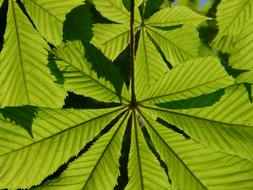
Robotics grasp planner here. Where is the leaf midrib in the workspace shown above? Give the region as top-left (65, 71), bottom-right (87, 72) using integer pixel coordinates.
top-left (146, 26), bottom-right (194, 58)
top-left (0, 107), bottom-right (126, 157)
top-left (142, 105), bottom-right (253, 129)
top-left (138, 108), bottom-right (207, 190)
top-left (10, 0), bottom-right (29, 102)
top-left (140, 76), bottom-right (231, 103)
top-left (218, 0), bottom-right (250, 34)
top-left (53, 47), bottom-right (128, 102)
top-left (81, 111), bottom-right (130, 190)
top-left (133, 111), bottom-right (144, 190)
top-left (30, 0), bottom-right (63, 23)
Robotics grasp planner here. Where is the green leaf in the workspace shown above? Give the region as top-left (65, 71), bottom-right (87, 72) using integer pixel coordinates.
top-left (147, 25), bottom-right (201, 65)
top-left (84, 43), bottom-right (130, 100)
top-left (125, 111), bottom-right (171, 190)
top-left (22, 0), bottom-right (85, 45)
top-left (0, 0), bottom-right (66, 108)
top-left (140, 57), bottom-right (234, 103)
top-left (157, 89), bottom-right (225, 109)
top-left (0, 105), bottom-right (38, 136)
top-left (211, 0), bottom-right (253, 52)
top-left (92, 0), bottom-right (141, 24)
top-left (36, 110), bottom-right (130, 190)
top-left (146, 6), bottom-right (208, 27)
top-left (91, 24), bottom-right (132, 61)
top-left (135, 29), bottom-right (168, 99)
top-left (144, 0), bottom-right (164, 18)
top-left (142, 85), bottom-right (253, 162)
top-left (53, 41), bottom-right (129, 103)
top-left (141, 111), bottom-right (253, 190)
top-left (0, 106), bottom-right (125, 189)
top-left (230, 22), bottom-right (253, 83)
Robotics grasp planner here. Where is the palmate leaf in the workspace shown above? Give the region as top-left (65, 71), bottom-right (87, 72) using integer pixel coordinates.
top-left (146, 6), bottom-right (208, 27)
top-left (52, 41), bottom-right (130, 103)
top-left (0, 106), bottom-right (126, 189)
top-left (126, 111), bottom-right (171, 190)
top-left (135, 29), bottom-right (168, 98)
top-left (0, 0), bottom-right (66, 108)
top-left (140, 111), bottom-right (253, 190)
top-left (211, 0), bottom-right (253, 52)
top-left (139, 57), bottom-right (234, 103)
top-left (36, 111), bottom-right (130, 190)
top-left (21, 0), bottom-right (86, 45)
top-left (142, 85), bottom-right (253, 162)
top-left (91, 1), bottom-right (205, 64)
top-left (1, 0), bottom-right (253, 189)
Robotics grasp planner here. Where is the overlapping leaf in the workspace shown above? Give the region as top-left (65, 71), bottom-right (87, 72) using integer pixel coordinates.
top-left (0, 0), bottom-right (66, 108)
top-left (22, 0), bottom-right (86, 45)
top-left (139, 57), bottom-right (234, 103)
top-left (146, 6), bottom-right (208, 27)
top-left (91, 0), bottom-right (206, 64)
top-left (0, 0), bottom-right (253, 189)
top-left (126, 111), bottom-right (171, 190)
top-left (135, 29), bottom-right (168, 98)
top-left (0, 106), bottom-right (125, 189)
top-left (147, 25), bottom-right (200, 65)
top-left (142, 85), bottom-right (253, 162)
top-left (230, 22), bottom-right (253, 83)
top-left (92, 0), bottom-right (132, 24)
top-left (91, 24), bottom-right (131, 61)
top-left (211, 0), bottom-right (253, 52)
top-left (52, 41), bottom-right (129, 103)
top-left (141, 111), bottom-right (253, 190)
top-left (36, 111), bottom-right (130, 190)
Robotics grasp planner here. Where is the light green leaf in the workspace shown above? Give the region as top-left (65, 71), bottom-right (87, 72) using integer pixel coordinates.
top-left (211, 0), bottom-right (253, 52)
top-left (141, 112), bottom-right (253, 190)
top-left (135, 29), bottom-right (168, 99)
top-left (36, 111), bottom-right (130, 190)
top-left (84, 43), bottom-right (131, 102)
top-left (125, 111), bottom-right (171, 190)
top-left (146, 6), bottom-right (208, 27)
top-left (92, 0), bottom-right (141, 23)
top-left (230, 22), bottom-right (253, 83)
top-left (0, 0), bottom-right (66, 108)
top-left (22, 0), bottom-right (84, 45)
top-left (0, 106), bottom-right (126, 189)
top-left (142, 85), bottom-right (253, 162)
top-left (147, 25), bottom-right (200, 66)
top-left (140, 57), bottom-right (234, 103)
top-left (136, 0), bottom-right (143, 6)
top-left (91, 24), bottom-right (132, 61)
top-left (53, 41), bottom-right (128, 103)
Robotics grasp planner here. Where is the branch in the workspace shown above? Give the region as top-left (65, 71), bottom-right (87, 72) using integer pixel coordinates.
top-left (130, 0), bottom-right (136, 106)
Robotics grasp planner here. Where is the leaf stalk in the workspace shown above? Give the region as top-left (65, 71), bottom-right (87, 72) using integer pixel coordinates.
top-left (130, 0), bottom-right (137, 107)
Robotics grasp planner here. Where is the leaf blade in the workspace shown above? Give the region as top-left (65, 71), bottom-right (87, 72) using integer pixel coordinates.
top-left (140, 57), bottom-right (234, 103)
top-left (22, 0), bottom-right (86, 45)
top-left (36, 110), bottom-right (130, 190)
top-left (0, 0), bottom-right (66, 108)
top-left (0, 106), bottom-right (126, 189)
top-left (53, 41), bottom-right (127, 103)
top-left (125, 111), bottom-right (171, 190)
top-left (141, 111), bottom-right (253, 190)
